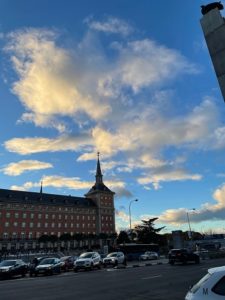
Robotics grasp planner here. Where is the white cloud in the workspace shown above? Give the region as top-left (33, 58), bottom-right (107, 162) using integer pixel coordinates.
top-left (10, 175), bottom-right (125, 192)
top-left (5, 28), bottom-right (111, 130)
top-left (4, 134), bottom-right (92, 155)
top-left (2, 160), bottom-right (53, 176)
top-left (85, 17), bottom-right (133, 36)
top-left (158, 183), bottom-right (225, 225)
top-left (98, 39), bottom-right (199, 95)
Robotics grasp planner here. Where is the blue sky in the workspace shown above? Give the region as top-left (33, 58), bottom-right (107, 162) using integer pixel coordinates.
top-left (1, 0), bottom-right (225, 234)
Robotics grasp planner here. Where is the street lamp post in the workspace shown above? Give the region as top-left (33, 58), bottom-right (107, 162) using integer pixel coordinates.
top-left (129, 199), bottom-right (138, 231)
top-left (186, 209), bottom-right (195, 240)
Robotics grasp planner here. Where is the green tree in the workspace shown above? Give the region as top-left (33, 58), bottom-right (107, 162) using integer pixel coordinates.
top-left (134, 218), bottom-right (164, 244)
top-left (117, 230), bottom-right (130, 244)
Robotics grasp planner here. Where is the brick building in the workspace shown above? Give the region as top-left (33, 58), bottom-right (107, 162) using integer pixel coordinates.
top-left (0, 156), bottom-right (115, 252)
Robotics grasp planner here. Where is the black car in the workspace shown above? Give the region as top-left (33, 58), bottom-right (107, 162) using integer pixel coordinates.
top-left (168, 248), bottom-right (200, 265)
top-left (0, 259), bottom-right (28, 279)
top-left (29, 256), bottom-right (50, 277)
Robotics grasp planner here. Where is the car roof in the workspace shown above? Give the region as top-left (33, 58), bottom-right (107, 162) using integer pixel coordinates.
top-left (208, 266), bottom-right (225, 274)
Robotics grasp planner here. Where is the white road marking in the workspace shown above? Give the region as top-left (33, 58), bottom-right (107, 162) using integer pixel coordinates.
top-left (142, 275), bottom-right (162, 280)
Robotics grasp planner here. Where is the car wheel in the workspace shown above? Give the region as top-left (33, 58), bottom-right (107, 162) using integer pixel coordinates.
top-left (169, 260), bottom-right (174, 265)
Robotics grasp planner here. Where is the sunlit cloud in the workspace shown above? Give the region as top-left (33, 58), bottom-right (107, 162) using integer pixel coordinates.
top-left (4, 134), bottom-right (92, 155)
top-left (2, 160), bottom-right (53, 176)
top-left (10, 175), bottom-right (125, 192)
top-left (158, 183), bottom-right (225, 225)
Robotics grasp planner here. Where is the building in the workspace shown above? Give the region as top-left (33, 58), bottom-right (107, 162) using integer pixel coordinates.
top-left (200, 3), bottom-right (225, 102)
top-left (0, 156), bottom-right (115, 252)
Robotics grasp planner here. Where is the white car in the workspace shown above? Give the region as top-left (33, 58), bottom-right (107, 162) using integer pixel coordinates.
top-left (185, 266), bottom-right (225, 299)
top-left (74, 252), bottom-right (101, 271)
top-left (139, 251), bottom-right (159, 261)
top-left (103, 252), bottom-right (126, 267)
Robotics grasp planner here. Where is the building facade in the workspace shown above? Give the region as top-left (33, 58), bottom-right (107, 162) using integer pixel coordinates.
top-left (0, 156), bottom-right (115, 252)
top-left (200, 4), bottom-right (225, 102)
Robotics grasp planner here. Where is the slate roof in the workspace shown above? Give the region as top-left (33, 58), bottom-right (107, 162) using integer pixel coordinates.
top-left (0, 188), bottom-right (96, 207)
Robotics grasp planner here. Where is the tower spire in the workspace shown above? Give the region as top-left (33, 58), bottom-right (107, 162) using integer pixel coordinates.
top-left (96, 152), bottom-right (103, 185)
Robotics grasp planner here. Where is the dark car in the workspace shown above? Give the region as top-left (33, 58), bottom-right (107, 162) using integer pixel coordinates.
top-left (29, 256), bottom-right (50, 277)
top-left (60, 256), bottom-right (77, 271)
top-left (168, 248), bottom-right (200, 265)
top-left (0, 259), bottom-right (28, 279)
top-left (34, 257), bottom-right (61, 276)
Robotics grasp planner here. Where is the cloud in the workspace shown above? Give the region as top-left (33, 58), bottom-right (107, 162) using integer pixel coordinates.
top-left (85, 16), bottom-right (133, 36)
top-left (98, 39), bottom-right (199, 95)
top-left (138, 169), bottom-right (202, 189)
top-left (158, 183), bottom-right (225, 225)
top-left (4, 134), bottom-right (92, 155)
top-left (115, 209), bottom-right (130, 222)
top-left (5, 28), bottom-right (111, 130)
top-left (10, 175), bottom-right (125, 192)
top-left (2, 160), bottom-right (53, 176)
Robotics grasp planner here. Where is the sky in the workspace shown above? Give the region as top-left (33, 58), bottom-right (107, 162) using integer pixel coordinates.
top-left (1, 0), bottom-right (225, 234)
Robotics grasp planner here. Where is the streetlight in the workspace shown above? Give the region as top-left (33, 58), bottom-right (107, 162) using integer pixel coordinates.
top-left (186, 209), bottom-right (196, 240)
top-left (129, 199), bottom-right (138, 231)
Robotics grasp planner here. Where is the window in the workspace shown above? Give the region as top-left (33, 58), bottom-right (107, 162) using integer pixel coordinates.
top-left (15, 212), bottom-right (19, 218)
top-left (21, 232), bottom-right (25, 239)
top-left (52, 223), bottom-right (55, 228)
top-left (65, 223), bottom-right (68, 228)
top-left (22, 222), bottom-right (26, 228)
top-left (71, 215), bottom-right (74, 220)
top-left (77, 216), bottom-right (79, 220)
top-left (58, 223), bottom-right (61, 228)
top-left (30, 222), bottom-right (34, 228)
top-left (6, 212), bottom-right (10, 218)
top-left (23, 213), bottom-right (27, 219)
top-left (14, 222), bottom-right (18, 227)
top-left (3, 233), bottom-right (8, 239)
top-left (5, 222), bottom-right (9, 227)
top-left (52, 214), bottom-right (55, 219)
top-left (59, 214), bottom-right (62, 220)
top-left (212, 276), bottom-right (225, 295)
top-left (37, 223), bottom-right (41, 228)
top-left (76, 224), bottom-right (79, 228)
top-left (70, 223), bottom-right (73, 228)
top-left (30, 213), bottom-right (34, 219)
top-left (38, 214), bottom-right (42, 219)
top-left (45, 214), bottom-right (49, 219)
top-left (45, 223), bottom-right (48, 228)
top-left (12, 232), bottom-right (17, 239)
top-left (28, 232), bottom-right (33, 239)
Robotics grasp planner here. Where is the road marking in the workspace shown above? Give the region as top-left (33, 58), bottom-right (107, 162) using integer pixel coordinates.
top-left (142, 275), bottom-right (162, 280)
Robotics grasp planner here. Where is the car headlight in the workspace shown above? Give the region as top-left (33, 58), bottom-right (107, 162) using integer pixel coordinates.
top-left (47, 266), bottom-right (52, 270)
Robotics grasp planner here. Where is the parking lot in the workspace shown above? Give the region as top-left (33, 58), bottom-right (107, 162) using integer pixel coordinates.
top-left (1, 257), bottom-right (225, 300)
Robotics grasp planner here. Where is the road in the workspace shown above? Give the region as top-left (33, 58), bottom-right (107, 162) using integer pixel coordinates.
top-left (1, 258), bottom-right (225, 300)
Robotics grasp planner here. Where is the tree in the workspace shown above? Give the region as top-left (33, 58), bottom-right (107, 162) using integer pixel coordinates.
top-left (134, 218), bottom-right (164, 244)
top-left (117, 231), bottom-right (130, 244)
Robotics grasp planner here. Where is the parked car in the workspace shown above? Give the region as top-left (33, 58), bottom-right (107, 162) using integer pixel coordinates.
top-left (168, 248), bottom-right (200, 265)
top-left (185, 266), bottom-right (225, 299)
top-left (139, 251), bottom-right (159, 261)
top-left (0, 259), bottom-right (28, 279)
top-left (103, 252), bottom-right (127, 267)
top-left (29, 256), bottom-right (50, 277)
top-left (34, 257), bottom-right (61, 276)
top-left (60, 256), bottom-right (77, 271)
top-left (74, 252), bottom-right (101, 272)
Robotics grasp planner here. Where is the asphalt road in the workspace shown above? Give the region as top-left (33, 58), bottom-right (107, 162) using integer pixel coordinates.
top-left (1, 258), bottom-right (225, 300)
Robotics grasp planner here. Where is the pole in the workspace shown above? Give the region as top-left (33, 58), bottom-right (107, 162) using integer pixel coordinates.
top-left (186, 212), bottom-right (192, 240)
top-left (129, 199), bottom-right (138, 231)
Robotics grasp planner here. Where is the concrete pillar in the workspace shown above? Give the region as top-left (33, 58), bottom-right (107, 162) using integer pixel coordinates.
top-left (200, 8), bottom-right (225, 101)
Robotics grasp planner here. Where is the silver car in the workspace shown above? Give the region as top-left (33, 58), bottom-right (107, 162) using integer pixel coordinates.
top-left (74, 252), bottom-right (102, 271)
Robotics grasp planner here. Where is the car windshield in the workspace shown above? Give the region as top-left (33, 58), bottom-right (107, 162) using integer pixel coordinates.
top-left (107, 253), bottom-right (117, 257)
top-left (0, 260), bottom-right (17, 267)
top-left (80, 253), bottom-right (93, 258)
top-left (60, 257), bottom-right (69, 261)
top-left (39, 258), bottom-right (55, 265)
top-left (190, 273), bottom-right (212, 293)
